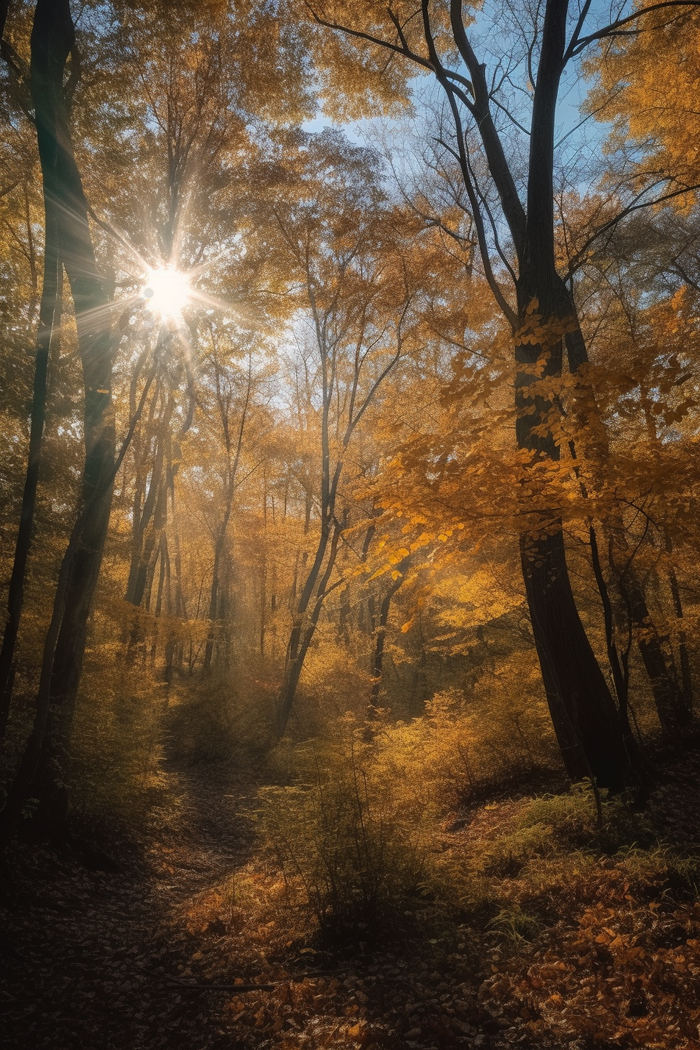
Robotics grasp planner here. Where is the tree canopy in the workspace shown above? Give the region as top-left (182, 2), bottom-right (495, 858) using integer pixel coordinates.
top-left (3, 5), bottom-right (700, 1046)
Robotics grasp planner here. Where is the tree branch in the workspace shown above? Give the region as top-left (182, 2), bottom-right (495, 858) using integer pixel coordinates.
top-left (305, 2), bottom-right (435, 74)
top-left (565, 180), bottom-right (700, 278)
top-left (566, 0), bottom-right (700, 59)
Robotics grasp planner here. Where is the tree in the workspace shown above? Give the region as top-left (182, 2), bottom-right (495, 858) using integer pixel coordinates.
top-left (263, 132), bottom-right (419, 735)
top-left (301, 0), bottom-right (700, 786)
top-left (198, 335), bottom-right (257, 674)
top-left (585, 5), bottom-right (700, 191)
top-left (0, 0), bottom-right (117, 840)
top-left (0, 84), bottom-right (58, 731)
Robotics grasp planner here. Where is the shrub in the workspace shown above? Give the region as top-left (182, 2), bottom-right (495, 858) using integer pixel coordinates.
top-left (257, 723), bottom-right (435, 942)
top-left (369, 685), bottom-right (558, 810)
top-left (68, 653), bottom-right (165, 835)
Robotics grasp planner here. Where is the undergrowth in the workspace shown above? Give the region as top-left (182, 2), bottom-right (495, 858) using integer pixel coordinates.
top-left (257, 721), bottom-right (435, 943)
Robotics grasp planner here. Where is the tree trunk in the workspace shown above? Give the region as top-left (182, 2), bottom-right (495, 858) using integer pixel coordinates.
top-left (125, 396), bottom-right (173, 607)
top-left (514, 273), bottom-right (630, 788)
top-left (507, 0), bottom-right (635, 788)
top-left (0, 0), bottom-right (116, 841)
top-left (665, 533), bottom-right (694, 711)
top-left (203, 359), bottom-right (251, 673)
top-left (624, 568), bottom-right (691, 734)
top-left (0, 209), bottom-right (59, 735)
top-left (519, 526), bottom-right (629, 785)
top-left (276, 517), bottom-right (343, 735)
top-left (368, 556), bottom-right (411, 713)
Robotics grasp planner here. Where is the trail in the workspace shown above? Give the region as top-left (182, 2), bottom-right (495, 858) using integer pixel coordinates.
top-left (3, 716), bottom-right (700, 1050)
top-left (0, 706), bottom-right (485, 1050)
top-left (0, 721), bottom-right (258, 1050)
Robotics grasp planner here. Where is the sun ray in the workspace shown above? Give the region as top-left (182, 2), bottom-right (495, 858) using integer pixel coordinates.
top-left (52, 194), bottom-right (155, 278)
top-left (188, 288), bottom-right (255, 322)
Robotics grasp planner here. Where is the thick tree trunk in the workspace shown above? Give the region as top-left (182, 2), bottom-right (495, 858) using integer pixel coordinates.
top-left (514, 270), bottom-right (630, 787)
top-left (519, 527), bottom-right (628, 785)
top-left (0, 0), bottom-right (115, 841)
top-left (502, 0), bottom-right (629, 788)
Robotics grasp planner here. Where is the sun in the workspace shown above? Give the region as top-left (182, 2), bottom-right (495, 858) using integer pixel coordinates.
top-left (141, 266), bottom-right (192, 321)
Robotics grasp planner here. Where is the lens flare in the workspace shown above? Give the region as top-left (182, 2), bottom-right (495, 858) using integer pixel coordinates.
top-left (142, 266), bottom-right (192, 321)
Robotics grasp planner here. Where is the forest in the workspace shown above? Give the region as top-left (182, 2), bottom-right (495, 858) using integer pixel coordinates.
top-left (2, 0), bottom-right (700, 1047)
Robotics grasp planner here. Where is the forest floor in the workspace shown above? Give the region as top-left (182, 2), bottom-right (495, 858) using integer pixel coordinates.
top-left (2, 708), bottom-right (700, 1050)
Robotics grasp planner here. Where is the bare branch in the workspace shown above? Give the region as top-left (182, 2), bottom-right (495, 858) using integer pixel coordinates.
top-left (434, 90), bottom-right (518, 327)
top-left (564, 0), bottom-right (593, 60)
top-left (565, 180), bottom-right (700, 278)
top-left (566, 1), bottom-right (700, 59)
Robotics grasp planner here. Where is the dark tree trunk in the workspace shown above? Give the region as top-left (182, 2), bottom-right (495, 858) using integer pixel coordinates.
top-left (368, 555), bottom-right (411, 713)
top-left (125, 397), bottom-right (173, 607)
top-left (507, 0), bottom-right (632, 788)
top-left (320, 0), bottom-right (655, 785)
top-left (0, 209), bottom-right (59, 735)
top-left (124, 396), bottom-right (173, 661)
top-left (203, 524), bottom-right (229, 673)
top-left (172, 522), bottom-right (187, 673)
top-left (259, 550), bottom-right (267, 658)
top-left (276, 516), bottom-right (343, 736)
top-left (514, 263), bottom-right (631, 787)
top-left (337, 583), bottom-right (351, 643)
top-left (666, 533), bottom-right (694, 711)
top-left (626, 572), bottom-right (691, 734)
top-left (569, 314), bottom-right (690, 734)
top-left (519, 527), bottom-right (628, 785)
top-left (0, 0), bottom-right (116, 841)
top-left (203, 360), bottom-right (251, 673)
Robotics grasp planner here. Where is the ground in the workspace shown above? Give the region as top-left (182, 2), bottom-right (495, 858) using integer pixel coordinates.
top-left (2, 727), bottom-right (700, 1050)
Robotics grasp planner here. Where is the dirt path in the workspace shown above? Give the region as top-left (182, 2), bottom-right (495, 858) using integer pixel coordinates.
top-left (0, 717), bottom-right (490, 1050)
top-left (4, 724), bottom-right (700, 1050)
top-left (0, 741), bottom-right (258, 1050)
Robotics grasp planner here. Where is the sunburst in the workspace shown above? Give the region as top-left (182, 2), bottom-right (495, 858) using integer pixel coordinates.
top-left (141, 266), bottom-right (193, 321)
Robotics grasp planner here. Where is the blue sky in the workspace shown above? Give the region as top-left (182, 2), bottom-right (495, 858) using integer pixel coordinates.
top-left (301, 1), bottom-right (614, 153)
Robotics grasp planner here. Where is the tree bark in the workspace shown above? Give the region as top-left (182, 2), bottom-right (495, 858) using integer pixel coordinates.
top-left (0, 0), bottom-right (116, 840)
top-left (125, 393), bottom-right (173, 607)
top-left (505, 0), bottom-right (631, 788)
top-left (0, 207), bottom-right (59, 735)
top-left (276, 516), bottom-right (344, 735)
top-left (450, 0), bottom-right (633, 786)
top-left (624, 567), bottom-right (691, 733)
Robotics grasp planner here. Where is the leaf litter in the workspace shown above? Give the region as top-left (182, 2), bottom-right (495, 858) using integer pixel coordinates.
top-left (2, 740), bottom-right (700, 1049)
